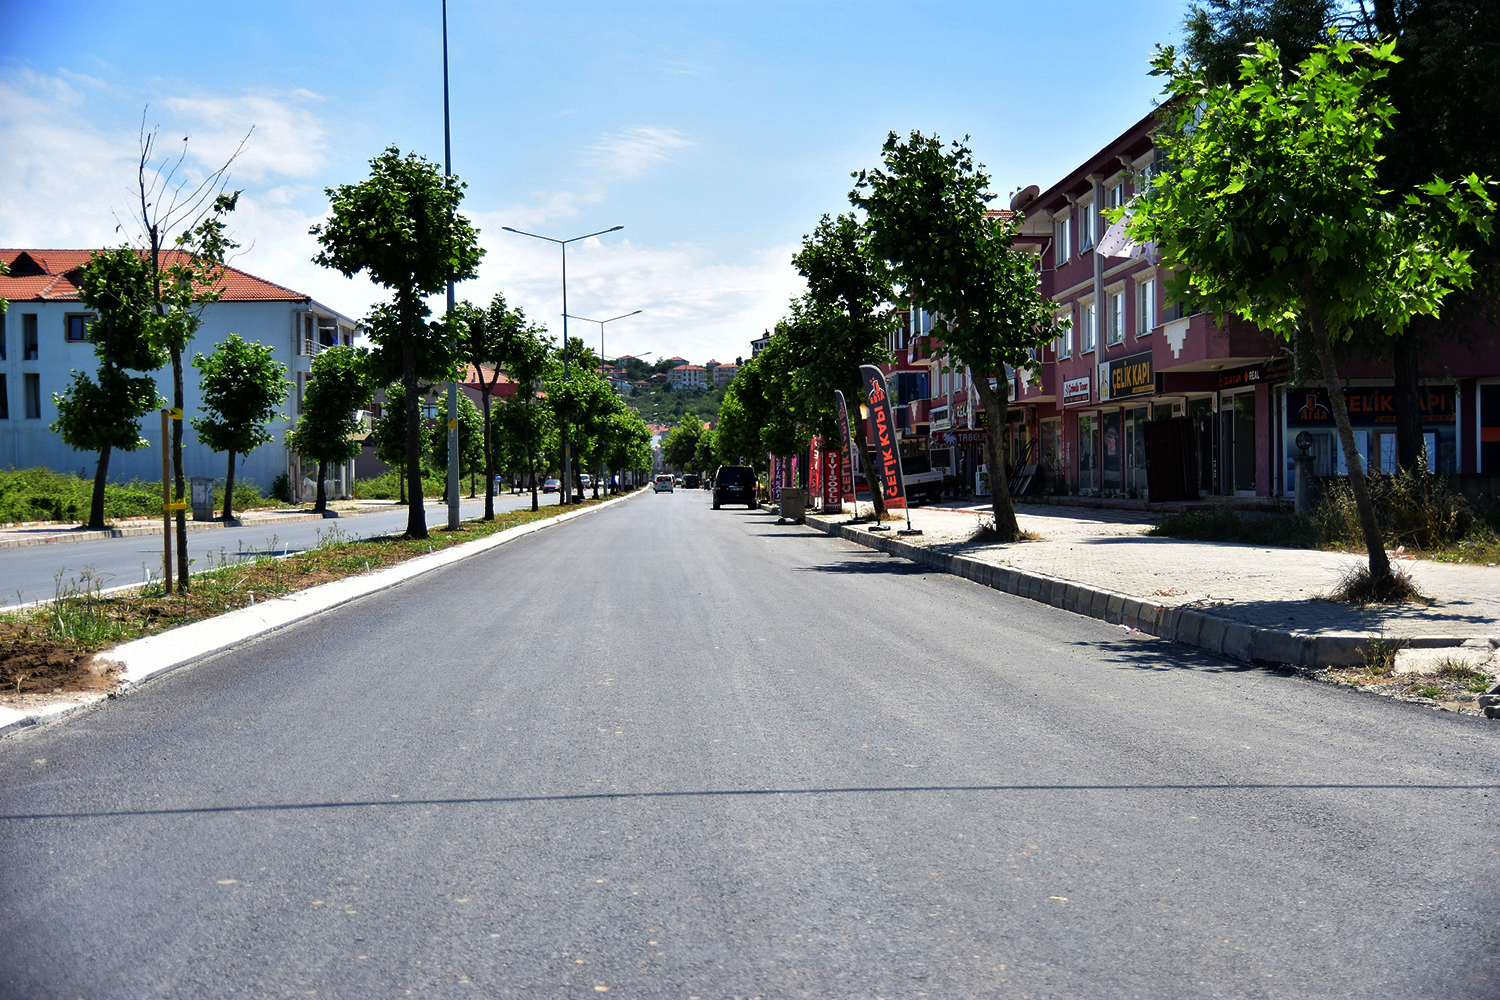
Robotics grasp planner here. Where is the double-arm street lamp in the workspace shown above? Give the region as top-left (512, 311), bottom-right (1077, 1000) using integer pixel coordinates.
top-left (564, 309), bottom-right (642, 497)
top-left (501, 224), bottom-right (623, 504)
top-left (563, 309), bottom-right (643, 369)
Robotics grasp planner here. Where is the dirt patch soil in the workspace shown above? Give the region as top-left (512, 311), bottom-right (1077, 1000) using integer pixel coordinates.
top-left (0, 637), bottom-right (115, 696)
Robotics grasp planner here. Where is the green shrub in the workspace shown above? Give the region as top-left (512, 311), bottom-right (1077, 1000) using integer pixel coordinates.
top-left (352, 468), bottom-right (448, 501)
top-left (1313, 463), bottom-right (1471, 552)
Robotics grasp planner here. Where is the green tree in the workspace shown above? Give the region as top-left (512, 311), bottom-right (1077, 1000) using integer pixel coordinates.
top-left (285, 345), bottom-right (374, 514)
top-left (428, 390), bottom-right (484, 496)
top-left (312, 147), bottom-right (484, 538)
top-left (192, 333), bottom-right (289, 519)
top-left (131, 121), bottom-right (246, 587)
top-left (543, 338), bottom-right (610, 502)
top-left (371, 381), bottom-right (415, 504)
top-left (1184, 0), bottom-right (1500, 473)
top-left (784, 213), bottom-right (896, 517)
top-left (1129, 35), bottom-right (1493, 588)
top-left (52, 248), bottom-right (167, 529)
top-left (492, 323), bottom-right (554, 511)
top-left (455, 294), bottom-right (530, 518)
top-left (662, 416), bottom-right (703, 471)
top-left (853, 132), bottom-right (1057, 540)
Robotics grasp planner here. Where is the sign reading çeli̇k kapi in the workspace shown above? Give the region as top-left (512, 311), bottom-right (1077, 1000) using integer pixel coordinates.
top-left (1286, 385), bottom-right (1456, 428)
top-left (1099, 350), bottom-right (1154, 401)
top-left (860, 364), bottom-right (907, 510)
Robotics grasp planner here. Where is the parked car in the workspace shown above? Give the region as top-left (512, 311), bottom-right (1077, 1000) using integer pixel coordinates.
top-left (653, 474), bottom-right (675, 493)
top-left (682, 474), bottom-right (700, 489)
top-left (579, 474), bottom-right (593, 493)
top-left (542, 478), bottom-right (561, 493)
top-left (713, 466), bottom-right (757, 509)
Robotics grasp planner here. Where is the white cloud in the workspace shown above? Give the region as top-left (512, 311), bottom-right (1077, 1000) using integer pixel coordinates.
top-left (465, 221), bottom-right (804, 367)
top-left (587, 125), bottom-right (693, 180)
top-left (498, 124), bottom-right (693, 229)
top-left (162, 90), bottom-right (329, 182)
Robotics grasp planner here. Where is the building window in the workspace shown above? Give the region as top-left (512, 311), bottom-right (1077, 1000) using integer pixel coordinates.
top-left (65, 314), bottom-right (91, 343)
top-left (1053, 212), bottom-right (1070, 265)
top-left (24, 373), bottom-right (42, 419)
top-left (1106, 181), bottom-right (1126, 211)
top-left (0, 375), bottom-right (8, 419)
top-left (1054, 308), bottom-right (1072, 358)
top-left (1079, 298), bottom-right (1097, 354)
top-left (1107, 290), bottom-right (1125, 346)
top-left (1077, 197), bottom-right (1096, 252)
top-left (23, 314), bottom-right (39, 360)
top-left (1136, 278), bottom-right (1156, 335)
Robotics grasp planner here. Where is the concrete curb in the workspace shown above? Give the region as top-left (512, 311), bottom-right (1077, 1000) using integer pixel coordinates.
top-left (802, 512), bottom-right (1473, 670)
top-left (0, 492), bottom-right (641, 739)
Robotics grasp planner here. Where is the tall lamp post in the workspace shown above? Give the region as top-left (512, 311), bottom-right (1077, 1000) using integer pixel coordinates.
top-left (565, 309), bottom-right (642, 497)
top-left (441, 0), bottom-right (460, 529)
top-left (501, 224), bottom-right (623, 504)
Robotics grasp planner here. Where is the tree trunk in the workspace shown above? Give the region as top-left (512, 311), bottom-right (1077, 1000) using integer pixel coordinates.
top-left (1392, 321), bottom-right (1426, 474)
top-left (1304, 284), bottom-right (1391, 580)
top-left (481, 391), bottom-right (494, 520)
top-left (397, 460), bottom-right (406, 504)
top-left (89, 443), bottom-right (112, 531)
top-left (314, 458), bottom-right (328, 514)
top-left (401, 334), bottom-right (427, 539)
top-left (223, 448), bottom-right (237, 521)
top-left (172, 348), bottom-right (189, 588)
top-left (972, 374), bottom-right (1022, 541)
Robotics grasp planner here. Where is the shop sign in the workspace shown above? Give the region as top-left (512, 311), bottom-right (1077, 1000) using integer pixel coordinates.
top-left (1063, 376), bottom-right (1092, 407)
top-left (1286, 385), bottom-right (1455, 428)
top-left (1218, 355), bottom-right (1291, 391)
top-left (930, 428), bottom-right (987, 446)
top-left (930, 404), bottom-right (950, 430)
top-left (1101, 350), bottom-right (1154, 400)
top-left (822, 449), bottom-right (844, 506)
top-left (955, 402), bottom-right (968, 420)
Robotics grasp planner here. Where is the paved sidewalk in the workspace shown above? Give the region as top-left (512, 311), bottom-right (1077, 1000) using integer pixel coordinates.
top-left (800, 500), bottom-right (1499, 672)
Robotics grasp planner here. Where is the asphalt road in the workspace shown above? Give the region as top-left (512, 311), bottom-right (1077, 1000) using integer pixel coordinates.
top-left (1, 487), bottom-right (1495, 997)
top-left (0, 492), bottom-right (551, 607)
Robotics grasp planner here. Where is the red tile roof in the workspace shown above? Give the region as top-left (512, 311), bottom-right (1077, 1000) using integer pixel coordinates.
top-left (1, 248), bottom-right (311, 303)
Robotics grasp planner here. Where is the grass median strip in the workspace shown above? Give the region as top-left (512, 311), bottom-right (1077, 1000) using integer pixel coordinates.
top-left (1, 496), bottom-right (616, 698)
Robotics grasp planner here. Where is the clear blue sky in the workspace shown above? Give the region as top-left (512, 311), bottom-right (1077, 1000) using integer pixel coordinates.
top-left (2, 1), bottom-right (1188, 366)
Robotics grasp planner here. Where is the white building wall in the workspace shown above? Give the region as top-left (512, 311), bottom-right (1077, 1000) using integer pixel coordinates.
top-left (0, 297), bottom-right (352, 499)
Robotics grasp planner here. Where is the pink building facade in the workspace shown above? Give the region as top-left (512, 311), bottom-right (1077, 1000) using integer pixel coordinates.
top-left (882, 108), bottom-right (1500, 503)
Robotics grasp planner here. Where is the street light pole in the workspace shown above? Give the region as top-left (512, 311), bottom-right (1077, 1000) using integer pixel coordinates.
top-left (563, 309), bottom-right (642, 497)
top-left (441, 0), bottom-right (460, 530)
top-left (563, 309), bottom-right (643, 372)
top-left (500, 224), bottom-right (623, 505)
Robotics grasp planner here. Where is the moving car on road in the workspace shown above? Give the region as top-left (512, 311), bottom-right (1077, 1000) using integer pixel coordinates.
top-left (653, 475), bottom-right (675, 493)
top-left (682, 474), bottom-right (700, 490)
top-left (542, 478), bottom-right (561, 493)
top-left (713, 466), bottom-right (757, 509)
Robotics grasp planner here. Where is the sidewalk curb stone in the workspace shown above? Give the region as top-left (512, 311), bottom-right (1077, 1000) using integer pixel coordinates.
top-left (802, 511), bottom-right (1471, 672)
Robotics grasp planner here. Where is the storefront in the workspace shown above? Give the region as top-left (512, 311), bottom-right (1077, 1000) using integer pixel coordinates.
top-left (1283, 381), bottom-right (1459, 490)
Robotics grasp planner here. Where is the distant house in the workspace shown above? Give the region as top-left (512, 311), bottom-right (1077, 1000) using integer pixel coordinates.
top-left (668, 364), bottom-right (709, 390)
top-left (1, 248), bottom-right (360, 502)
top-left (750, 332), bottom-right (770, 357)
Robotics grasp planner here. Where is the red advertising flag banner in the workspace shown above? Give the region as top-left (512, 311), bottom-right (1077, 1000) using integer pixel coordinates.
top-left (860, 365), bottom-right (907, 511)
top-left (834, 390), bottom-right (856, 496)
top-left (809, 437), bottom-right (822, 496)
top-left (822, 449), bottom-right (843, 507)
